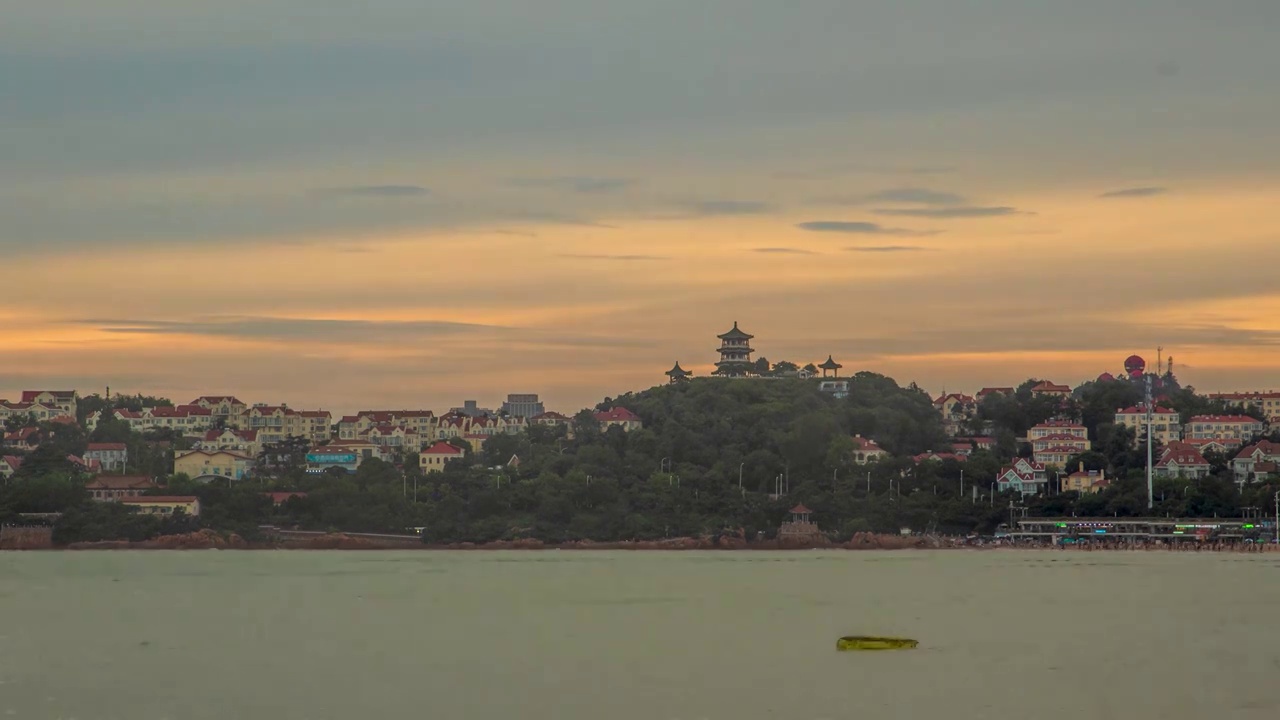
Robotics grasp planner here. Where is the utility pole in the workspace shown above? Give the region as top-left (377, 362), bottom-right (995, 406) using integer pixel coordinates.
top-left (1274, 490), bottom-right (1279, 544)
top-left (866, 471), bottom-right (871, 494)
top-left (738, 462), bottom-right (744, 490)
top-left (1152, 371), bottom-right (1162, 507)
top-left (960, 468), bottom-right (964, 497)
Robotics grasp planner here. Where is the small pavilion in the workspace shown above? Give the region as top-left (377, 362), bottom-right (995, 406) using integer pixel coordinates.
top-left (818, 355), bottom-right (843, 378)
top-left (665, 361), bottom-right (692, 384)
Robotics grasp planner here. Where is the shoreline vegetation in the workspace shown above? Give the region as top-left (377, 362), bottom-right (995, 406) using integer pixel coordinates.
top-left (5, 528), bottom-right (1277, 552)
top-left (5, 374), bottom-right (1280, 549)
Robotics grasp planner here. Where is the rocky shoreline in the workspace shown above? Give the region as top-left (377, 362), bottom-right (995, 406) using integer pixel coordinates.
top-left (49, 529), bottom-right (933, 551)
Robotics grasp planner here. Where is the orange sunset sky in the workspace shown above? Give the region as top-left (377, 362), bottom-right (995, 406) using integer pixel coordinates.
top-left (3, 2), bottom-right (1279, 414)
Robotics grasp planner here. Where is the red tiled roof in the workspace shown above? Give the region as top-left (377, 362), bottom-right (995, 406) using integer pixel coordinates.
top-left (192, 396), bottom-right (244, 404)
top-left (120, 496), bottom-right (198, 504)
top-left (298, 410), bottom-right (331, 418)
top-left (789, 504), bottom-right (813, 514)
top-left (421, 441), bottom-right (464, 455)
top-left (3, 455), bottom-right (24, 471)
top-left (851, 435), bottom-right (884, 452)
top-left (1189, 415), bottom-right (1260, 423)
top-left (5, 427), bottom-right (40, 441)
top-left (594, 407), bottom-right (640, 422)
top-left (532, 411), bottom-right (569, 420)
top-left (1116, 405), bottom-right (1177, 415)
top-left (1033, 421), bottom-right (1085, 429)
top-left (21, 390), bottom-right (75, 402)
top-left (85, 475), bottom-right (157, 490)
top-left (1156, 442), bottom-right (1209, 467)
top-left (1034, 433), bottom-right (1088, 442)
top-left (86, 443), bottom-right (127, 451)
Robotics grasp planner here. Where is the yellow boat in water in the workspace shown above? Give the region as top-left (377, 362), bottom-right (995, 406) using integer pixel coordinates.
top-left (836, 636), bottom-right (918, 651)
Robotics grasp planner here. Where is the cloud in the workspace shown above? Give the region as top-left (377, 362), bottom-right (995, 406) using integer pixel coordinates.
top-left (865, 188), bottom-right (966, 205)
top-left (795, 221), bottom-right (937, 236)
top-left (872, 206), bottom-right (1021, 218)
top-left (557, 254), bottom-right (669, 261)
top-left (844, 245), bottom-right (929, 253)
top-left (682, 200), bottom-right (771, 216)
top-left (315, 185), bottom-right (430, 198)
top-left (77, 316), bottom-right (500, 341)
top-left (752, 247), bottom-right (815, 254)
top-left (775, 163), bottom-right (956, 180)
top-left (507, 176), bottom-right (636, 194)
top-left (1100, 186), bottom-right (1168, 198)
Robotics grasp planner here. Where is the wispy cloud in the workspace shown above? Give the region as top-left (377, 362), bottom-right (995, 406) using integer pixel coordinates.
top-left (681, 200), bottom-right (771, 216)
top-left (775, 163), bottom-right (956, 180)
top-left (1100, 186), bottom-right (1168, 198)
top-left (866, 187), bottom-right (966, 205)
top-left (507, 176), bottom-right (636, 194)
top-left (315, 185), bottom-right (430, 198)
top-left (752, 247), bottom-right (815, 255)
top-left (557, 253), bottom-right (670, 261)
top-left (77, 316), bottom-right (498, 341)
top-left (795, 221), bottom-right (937, 236)
top-left (845, 245), bottom-right (929, 253)
top-left (872, 206), bottom-right (1021, 218)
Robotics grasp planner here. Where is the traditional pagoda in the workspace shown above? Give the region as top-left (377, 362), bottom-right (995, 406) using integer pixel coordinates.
top-left (818, 355), bottom-right (843, 378)
top-left (664, 362), bottom-right (692, 384)
top-left (714, 321), bottom-right (754, 376)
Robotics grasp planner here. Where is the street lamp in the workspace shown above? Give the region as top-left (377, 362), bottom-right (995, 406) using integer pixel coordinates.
top-left (1274, 491), bottom-right (1279, 544)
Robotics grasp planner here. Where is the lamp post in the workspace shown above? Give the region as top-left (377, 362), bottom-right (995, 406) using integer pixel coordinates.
top-left (1274, 491), bottom-right (1279, 544)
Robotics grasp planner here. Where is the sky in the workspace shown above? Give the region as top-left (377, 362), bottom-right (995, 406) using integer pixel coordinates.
top-left (3, 1), bottom-right (1280, 414)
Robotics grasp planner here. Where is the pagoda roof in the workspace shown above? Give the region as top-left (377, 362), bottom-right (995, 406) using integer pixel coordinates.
top-left (789, 504), bottom-right (813, 515)
top-left (716, 321), bottom-right (753, 340)
top-left (665, 361), bottom-right (691, 377)
top-left (818, 355), bottom-right (842, 370)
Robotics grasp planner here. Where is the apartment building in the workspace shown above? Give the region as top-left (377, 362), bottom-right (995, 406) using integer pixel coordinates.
top-left (1114, 405), bottom-right (1181, 445)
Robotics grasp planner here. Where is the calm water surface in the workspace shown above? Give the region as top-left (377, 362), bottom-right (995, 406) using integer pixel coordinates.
top-left (2, 550), bottom-right (1279, 719)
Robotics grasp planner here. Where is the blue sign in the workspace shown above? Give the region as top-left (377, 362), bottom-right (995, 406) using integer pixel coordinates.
top-left (307, 452), bottom-right (357, 464)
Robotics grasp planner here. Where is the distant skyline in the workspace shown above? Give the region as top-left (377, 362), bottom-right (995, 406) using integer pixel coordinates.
top-left (4, 2), bottom-right (1279, 412)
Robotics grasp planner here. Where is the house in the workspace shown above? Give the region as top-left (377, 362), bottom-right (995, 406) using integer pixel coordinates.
top-left (1030, 381), bottom-right (1071, 397)
top-left (1114, 405), bottom-right (1181, 446)
top-left (360, 424), bottom-right (422, 449)
top-left (1231, 440), bottom-right (1280, 484)
top-left (84, 443), bottom-right (128, 472)
top-left (951, 437), bottom-right (996, 457)
top-left (20, 390), bottom-right (77, 416)
top-left (173, 449), bottom-right (254, 483)
top-left (68, 454), bottom-right (102, 474)
top-left (1062, 463), bottom-right (1107, 494)
top-left (1208, 391), bottom-right (1280, 423)
top-left (232, 405), bottom-right (305, 444)
top-left (1027, 421), bottom-right (1088, 441)
top-left (198, 428), bottom-right (261, 457)
top-left (99, 405), bottom-right (215, 434)
top-left (0, 401), bottom-right (64, 423)
top-left (338, 410), bottom-right (438, 441)
top-left (977, 387), bottom-right (1013, 401)
top-left (818, 380), bottom-right (850, 399)
top-left (86, 475), bottom-right (159, 501)
top-left (420, 441), bottom-right (465, 470)
top-left (912, 451), bottom-right (966, 464)
top-left (996, 458), bottom-right (1049, 496)
top-left (298, 410), bottom-right (334, 443)
top-left (461, 433), bottom-right (490, 452)
top-left (120, 496), bottom-right (201, 517)
top-left (189, 396), bottom-right (249, 420)
top-left (3, 427), bottom-right (41, 451)
top-left (594, 407), bottom-right (643, 431)
top-left (1184, 415), bottom-right (1265, 443)
top-left (933, 393), bottom-right (976, 435)
top-left (850, 434), bottom-right (888, 463)
top-left (0, 455), bottom-right (23, 480)
top-left (1155, 441), bottom-right (1211, 479)
top-left (1031, 431), bottom-right (1090, 466)
top-left (531, 411), bottom-right (570, 428)
top-left (1183, 438), bottom-right (1239, 455)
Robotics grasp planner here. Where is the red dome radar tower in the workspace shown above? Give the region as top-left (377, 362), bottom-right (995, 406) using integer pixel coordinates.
top-left (1124, 355), bottom-right (1146, 379)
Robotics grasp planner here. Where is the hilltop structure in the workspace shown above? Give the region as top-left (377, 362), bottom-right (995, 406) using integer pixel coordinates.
top-left (713, 321), bottom-right (755, 376)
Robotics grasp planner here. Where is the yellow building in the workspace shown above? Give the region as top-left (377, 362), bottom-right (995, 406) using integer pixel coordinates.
top-left (120, 496), bottom-right (201, 517)
top-left (174, 449), bottom-right (254, 483)
top-left (1114, 405), bottom-right (1181, 446)
top-left (1062, 465), bottom-right (1108, 494)
top-left (420, 441), bottom-right (465, 470)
